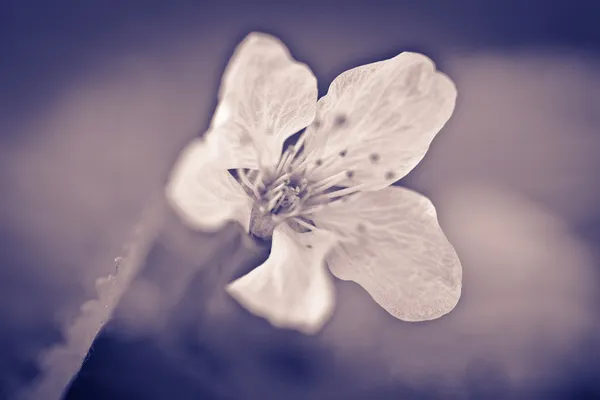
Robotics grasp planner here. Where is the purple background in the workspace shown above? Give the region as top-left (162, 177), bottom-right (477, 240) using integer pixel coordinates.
top-left (1, 1), bottom-right (600, 399)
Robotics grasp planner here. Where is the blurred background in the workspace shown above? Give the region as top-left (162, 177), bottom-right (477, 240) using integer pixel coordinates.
top-left (1, 0), bottom-right (600, 399)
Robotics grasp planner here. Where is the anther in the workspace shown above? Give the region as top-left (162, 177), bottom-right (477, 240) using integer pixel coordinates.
top-left (239, 132), bottom-right (252, 146)
top-left (313, 119), bottom-right (322, 129)
top-left (346, 170), bottom-right (354, 178)
top-left (385, 171), bottom-right (395, 180)
top-left (369, 153), bottom-right (380, 163)
top-left (339, 149), bottom-right (347, 157)
top-left (306, 244), bottom-right (313, 249)
top-left (334, 114), bottom-right (347, 127)
top-left (315, 159), bottom-right (323, 167)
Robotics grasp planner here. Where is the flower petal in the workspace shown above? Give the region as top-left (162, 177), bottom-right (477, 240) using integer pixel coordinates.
top-left (303, 52), bottom-right (456, 190)
top-left (166, 136), bottom-right (253, 232)
top-left (211, 32), bottom-right (318, 169)
top-left (226, 223), bottom-right (338, 334)
top-left (312, 186), bottom-right (462, 321)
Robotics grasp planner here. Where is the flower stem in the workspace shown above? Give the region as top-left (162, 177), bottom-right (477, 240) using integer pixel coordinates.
top-left (17, 195), bottom-right (166, 400)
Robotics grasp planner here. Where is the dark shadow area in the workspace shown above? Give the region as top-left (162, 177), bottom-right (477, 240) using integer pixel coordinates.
top-left (1, 0), bottom-right (599, 134)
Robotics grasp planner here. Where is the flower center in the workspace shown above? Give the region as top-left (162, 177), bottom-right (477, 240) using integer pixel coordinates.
top-left (269, 183), bottom-right (301, 214)
top-left (246, 174), bottom-right (311, 240)
top-left (233, 116), bottom-right (370, 240)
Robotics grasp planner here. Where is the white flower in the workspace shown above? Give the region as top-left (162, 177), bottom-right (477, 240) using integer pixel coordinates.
top-left (166, 32), bottom-right (462, 334)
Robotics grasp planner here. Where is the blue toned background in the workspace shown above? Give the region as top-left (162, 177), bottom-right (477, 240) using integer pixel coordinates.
top-left (1, 0), bottom-right (600, 399)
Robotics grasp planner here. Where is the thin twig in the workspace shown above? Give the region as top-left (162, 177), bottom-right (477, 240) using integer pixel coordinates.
top-left (17, 195), bottom-right (166, 400)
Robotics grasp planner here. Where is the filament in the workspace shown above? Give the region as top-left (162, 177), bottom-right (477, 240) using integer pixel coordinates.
top-left (307, 171), bottom-right (348, 195)
top-left (309, 183), bottom-right (369, 203)
top-left (237, 168), bottom-right (261, 199)
top-left (266, 190), bottom-right (285, 212)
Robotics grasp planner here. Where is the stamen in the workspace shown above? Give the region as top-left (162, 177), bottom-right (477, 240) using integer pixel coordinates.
top-left (275, 126), bottom-right (313, 176)
top-left (290, 217), bottom-right (318, 232)
top-left (298, 177), bottom-right (309, 190)
top-left (334, 114), bottom-right (348, 127)
top-left (357, 223), bottom-right (367, 233)
top-left (300, 203), bottom-right (328, 216)
top-left (247, 113), bottom-right (370, 234)
top-left (238, 132), bottom-right (252, 146)
top-left (310, 183), bottom-right (370, 202)
top-left (269, 180), bottom-right (288, 195)
top-left (290, 216), bottom-right (340, 238)
top-left (295, 154), bottom-right (337, 176)
top-left (269, 173), bottom-right (291, 192)
top-left (247, 169), bottom-right (259, 183)
top-left (252, 168), bottom-right (265, 191)
top-left (275, 145), bottom-right (295, 176)
top-left (230, 127), bottom-right (269, 193)
top-left (272, 208), bottom-right (300, 223)
top-left (237, 168), bottom-right (261, 199)
top-left (272, 200), bottom-right (328, 223)
top-left (266, 190), bottom-right (284, 212)
top-left (292, 128), bottom-right (309, 155)
top-left (307, 171), bottom-right (348, 195)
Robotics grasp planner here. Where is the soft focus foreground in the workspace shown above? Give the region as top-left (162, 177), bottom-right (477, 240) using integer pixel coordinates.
top-left (1, 42), bottom-right (599, 398)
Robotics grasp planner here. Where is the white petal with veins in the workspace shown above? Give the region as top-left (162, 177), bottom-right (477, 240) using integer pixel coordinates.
top-left (211, 32), bottom-right (318, 169)
top-left (226, 223), bottom-right (338, 334)
top-left (166, 136), bottom-right (253, 232)
top-left (302, 52), bottom-right (456, 190)
top-left (312, 186), bottom-right (462, 321)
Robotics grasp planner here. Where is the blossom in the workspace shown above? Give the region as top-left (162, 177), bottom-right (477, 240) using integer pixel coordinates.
top-left (166, 32), bottom-right (462, 334)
